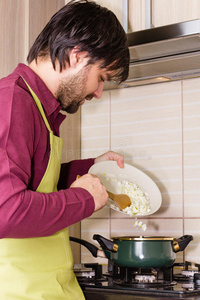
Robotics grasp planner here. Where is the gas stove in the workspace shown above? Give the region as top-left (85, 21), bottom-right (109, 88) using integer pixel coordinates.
top-left (74, 261), bottom-right (200, 299)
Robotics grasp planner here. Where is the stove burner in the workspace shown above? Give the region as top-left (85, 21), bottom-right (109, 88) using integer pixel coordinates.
top-left (76, 261), bottom-right (200, 298)
top-left (173, 261), bottom-right (200, 283)
top-left (74, 270), bottom-right (95, 279)
top-left (113, 265), bottom-right (174, 284)
top-left (76, 276), bottom-right (106, 284)
top-left (135, 274), bottom-right (156, 283)
top-left (185, 261), bottom-right (200, 271)
top-left (113, 278), bottom-right (177, 288)
top-left (181, 270), bottom-right (199, 277)
top-left (73, 263), bottom-right (107, 284)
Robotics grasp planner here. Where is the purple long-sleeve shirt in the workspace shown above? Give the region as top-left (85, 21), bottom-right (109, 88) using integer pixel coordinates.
top-left (0, 63), bottom-right (95, 238)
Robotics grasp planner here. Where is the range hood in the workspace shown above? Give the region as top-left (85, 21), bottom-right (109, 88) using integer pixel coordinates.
top-left (104, 19), bottom-right (200, 90)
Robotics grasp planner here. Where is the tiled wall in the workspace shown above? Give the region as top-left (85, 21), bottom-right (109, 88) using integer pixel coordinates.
top-left (81, 77), bottom-right (200, 265)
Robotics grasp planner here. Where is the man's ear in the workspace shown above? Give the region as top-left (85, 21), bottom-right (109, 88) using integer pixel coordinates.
top-left (68, 47), bottom-right (88, 68)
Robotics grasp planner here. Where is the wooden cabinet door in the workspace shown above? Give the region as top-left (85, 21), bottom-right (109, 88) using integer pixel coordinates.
top-left (0, 0), bottom-right (27, 78)
top-left (95, 0), bottom-right (146, 32)
top-left (29, 0), bottom-right (64, 46)
top-left (152, 0), bottom-right (200, 27)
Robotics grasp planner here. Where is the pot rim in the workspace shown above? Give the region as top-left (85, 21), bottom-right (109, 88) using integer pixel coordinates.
top-left (112, 236), bottom-right (175, 241)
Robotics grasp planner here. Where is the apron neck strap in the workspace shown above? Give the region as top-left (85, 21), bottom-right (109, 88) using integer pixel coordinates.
top-left (21, 78), bottom-right (53, 133)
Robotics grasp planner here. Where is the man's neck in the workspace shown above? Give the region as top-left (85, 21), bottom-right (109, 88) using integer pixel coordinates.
top-left (29, 59), bottom-right (59, 97)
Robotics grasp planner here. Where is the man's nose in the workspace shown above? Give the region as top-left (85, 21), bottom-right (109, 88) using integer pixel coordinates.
top-left (93, 81), bottom-right (104, 99)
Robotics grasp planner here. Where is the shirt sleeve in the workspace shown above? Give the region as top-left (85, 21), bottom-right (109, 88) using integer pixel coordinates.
top-left (58, 158), bottom-right (95, 189)
top-left (0, 81), bottom-right (95, 239)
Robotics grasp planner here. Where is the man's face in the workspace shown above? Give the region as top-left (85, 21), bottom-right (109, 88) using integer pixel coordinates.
top-left (55, 62), bottom-right (111, 114)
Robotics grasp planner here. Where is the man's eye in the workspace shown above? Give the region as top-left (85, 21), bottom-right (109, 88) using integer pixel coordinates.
top-left (100, 76), bottom-right (105, 82)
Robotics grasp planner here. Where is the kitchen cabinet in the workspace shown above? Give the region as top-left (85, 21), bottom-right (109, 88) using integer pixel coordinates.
top-left (152, 0), bottom-right (200, 27)
top-left (96, 0), bottom-right (146, 32)
top-left (0, 0), bottom-right (64, 78)
top-left (129, 0), bottom-right (146, 31)
top-left (29, 0), bottom-right (64, 47)
top-left (96, 0), bottom-right (200, 32)
top-left (129, 0), bottom-right (200, 30)
top-left (0, 0), bottom-right (27, 78)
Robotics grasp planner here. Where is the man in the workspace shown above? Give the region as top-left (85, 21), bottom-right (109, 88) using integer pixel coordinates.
top-left (0, 0), bottom-right (129, 299)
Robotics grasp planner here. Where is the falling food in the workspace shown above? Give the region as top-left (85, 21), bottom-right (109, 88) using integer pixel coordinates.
top-left (134, 219), bottom-right (147, 231)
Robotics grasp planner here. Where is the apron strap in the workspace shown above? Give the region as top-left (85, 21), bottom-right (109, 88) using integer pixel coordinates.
top-left (22, 78), bottom-right (53, 133)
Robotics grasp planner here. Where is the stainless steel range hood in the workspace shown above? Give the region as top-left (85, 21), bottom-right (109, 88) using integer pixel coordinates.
top-left (104, 19), bottom-right (200, 90)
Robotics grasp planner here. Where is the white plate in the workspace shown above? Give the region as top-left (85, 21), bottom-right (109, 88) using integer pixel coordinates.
top-left (88, 161), bottom-right (162, 216)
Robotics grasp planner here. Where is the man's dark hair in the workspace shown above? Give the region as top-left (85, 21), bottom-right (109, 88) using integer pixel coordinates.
top-left (27, 0), bottom-right (129, 83)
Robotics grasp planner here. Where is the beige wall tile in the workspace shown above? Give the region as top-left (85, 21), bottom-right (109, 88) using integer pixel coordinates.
top-left (81, 219), bottom-right (110, 264)
top-left (183, 78), bottom-right (200, 217)
top-left (111, 81), bottom-right (182, 218)
top-left (111, 218), bottom-right (183, 236)
top-left (81, 92), bottom-right (110, 159)
top-left (184, 219), bottom-right (200, 263)
top-left (184, 196), bottom-right (200, 217)
top-left (88, 206), bottom-right (110, 219)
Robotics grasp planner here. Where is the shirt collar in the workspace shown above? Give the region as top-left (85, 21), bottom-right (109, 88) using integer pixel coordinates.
top-left (14, 63), bottom-right (63, 118)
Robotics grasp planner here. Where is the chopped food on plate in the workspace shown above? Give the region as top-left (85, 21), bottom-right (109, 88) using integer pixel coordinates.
top-left (105, 176), bottom-right (151, 217)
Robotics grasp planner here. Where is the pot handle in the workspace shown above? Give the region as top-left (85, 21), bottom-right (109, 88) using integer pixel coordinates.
top-left (173, 235), bottom-right (193, 253)
top-left (93, 234), bottom-right (118, 252)
top-left (70, 236), bottom-right (99, 257)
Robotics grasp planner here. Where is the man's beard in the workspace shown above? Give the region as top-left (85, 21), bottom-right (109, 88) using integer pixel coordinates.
top-left (55, 65), bottom-right (93, 114)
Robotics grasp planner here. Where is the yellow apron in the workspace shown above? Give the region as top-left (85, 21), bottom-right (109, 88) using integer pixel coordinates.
top-left (0, 81), bottom-right (85, 300)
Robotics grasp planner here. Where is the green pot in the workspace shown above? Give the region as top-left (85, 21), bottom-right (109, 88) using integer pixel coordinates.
top-left (93, 235), bottom-right (193, 268)
top-left (70, 234), bottom-right (193, 269)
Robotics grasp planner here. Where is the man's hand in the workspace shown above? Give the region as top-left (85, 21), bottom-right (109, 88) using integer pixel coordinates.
top-left (70, 174), bottom-right (108, 211)
top-left (94, 151), bottom-right (124, 168)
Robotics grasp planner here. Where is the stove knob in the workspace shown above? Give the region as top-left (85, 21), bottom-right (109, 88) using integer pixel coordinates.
top-left (194, 273), bottom-right (200, 286)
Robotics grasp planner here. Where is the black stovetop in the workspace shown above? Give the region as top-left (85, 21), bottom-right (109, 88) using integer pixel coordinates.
top-left (74, 261), bottom-right (200, 299)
